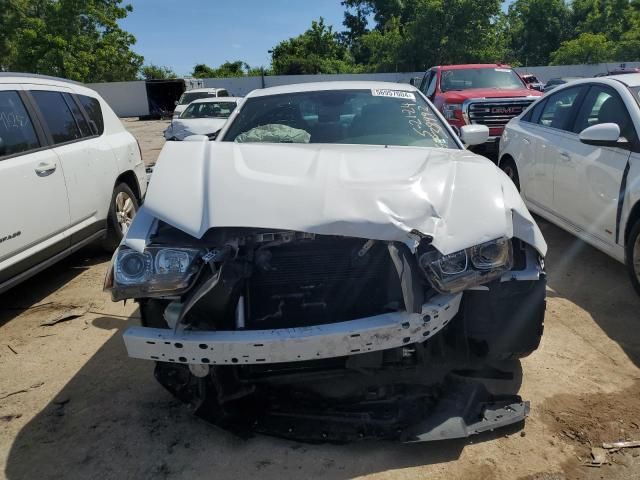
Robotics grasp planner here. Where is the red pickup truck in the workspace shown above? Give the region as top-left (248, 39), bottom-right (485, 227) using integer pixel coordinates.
top-left (418, 64), bottom-right (543, 148)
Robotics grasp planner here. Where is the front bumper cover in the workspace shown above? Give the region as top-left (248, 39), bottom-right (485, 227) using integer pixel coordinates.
top-left (123, 293), bottom-right (461, 365)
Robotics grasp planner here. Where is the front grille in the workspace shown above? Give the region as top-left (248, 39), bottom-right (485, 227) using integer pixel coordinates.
top-left (247, 237), bottom-right (403, 328)
top-left (467, 99), bottom-right (536, 128)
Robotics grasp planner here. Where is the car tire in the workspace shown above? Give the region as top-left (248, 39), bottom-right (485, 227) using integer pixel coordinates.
top-left (500, 158), bottom-right (520, 191)
top-left (103, 182), bottom-right (139, 252)
top-left (626, 219), bottom-right (640, 296)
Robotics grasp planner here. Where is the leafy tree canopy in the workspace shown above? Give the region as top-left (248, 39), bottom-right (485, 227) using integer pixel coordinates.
top-left (140, 64), bottom-right (177, 80)
top-left (191, 61), bottom-right (264, 78)
top-left (550, 32), bottom-right (614, 64)
top-left (0, 0), bottom-right (143, 82)
top-left (270, 18), bottom-right (359, 74)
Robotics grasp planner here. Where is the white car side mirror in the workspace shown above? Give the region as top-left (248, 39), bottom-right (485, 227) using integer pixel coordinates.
top-left (459, 125), bottom-right (489, 146)
top-left (579, 123), bottom-right (621, 147)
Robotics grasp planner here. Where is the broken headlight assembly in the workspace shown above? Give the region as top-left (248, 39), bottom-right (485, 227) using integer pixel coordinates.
top-left (419, 238), bottom-right (513, 293)
top-left (104, 246), bottom-right (202, 300)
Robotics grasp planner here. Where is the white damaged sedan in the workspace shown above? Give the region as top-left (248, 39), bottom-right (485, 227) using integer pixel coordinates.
top-left (105, 82), bottom-right (547, 443)
top-left (163, 97), bottom-right (241, 141)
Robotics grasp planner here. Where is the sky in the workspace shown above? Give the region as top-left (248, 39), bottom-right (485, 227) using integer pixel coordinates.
top-left (121, 0), bottom-right (347, 76)
top-left (121, 0), bottom-right (515, 77)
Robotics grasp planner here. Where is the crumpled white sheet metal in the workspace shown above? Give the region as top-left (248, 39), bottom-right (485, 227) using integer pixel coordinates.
top-left (135, 139), bottom-right (547, 256)
top-left (163, 118), bottom-right (228, 140)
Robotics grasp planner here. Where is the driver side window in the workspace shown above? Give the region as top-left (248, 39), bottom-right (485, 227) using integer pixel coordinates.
top-left (537, 87), bottom-right (582, 131)
top-left (425, 73), bottom-right (438, 98)
top-left (420, 71), bottom-right (432, 95)
top-left (573, 86), bottom-right (637, 144)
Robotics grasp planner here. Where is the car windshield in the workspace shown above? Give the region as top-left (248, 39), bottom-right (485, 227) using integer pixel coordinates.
top-left (181, 101), bottom-right (236, 119)
top-left (178, 92), bottom-right (215, 105)
top-left (440, 68), bottom-right (525, 92)
top-left (222, 89), bottom-right (459, 149)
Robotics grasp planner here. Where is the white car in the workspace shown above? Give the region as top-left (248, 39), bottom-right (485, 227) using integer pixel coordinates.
top-left (106, 81), bottom-right (547, 443)
top-left (163, 97), bottom-right (240, 140)
top-left (499, 74), bottom-right (640, 294)
top-left (172, 87), bottom-right (229, 118)
top-left (0, 74), bottom-right (147, 293)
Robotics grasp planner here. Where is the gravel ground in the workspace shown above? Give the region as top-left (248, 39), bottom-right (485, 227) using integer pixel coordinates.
top-left (1, 121), bottom-right (640, 480)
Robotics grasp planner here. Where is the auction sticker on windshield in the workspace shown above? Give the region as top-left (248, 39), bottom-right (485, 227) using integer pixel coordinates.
top-left (371, 89), bottom-right (416, 101)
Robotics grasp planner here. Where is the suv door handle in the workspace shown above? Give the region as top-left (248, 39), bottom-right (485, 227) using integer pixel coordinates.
top-left (35, 161), bottom-right (57, 177)
top-left (522, 137), bottom-right (531, 145)
top-left (559, 152), bottom-right (571, 162)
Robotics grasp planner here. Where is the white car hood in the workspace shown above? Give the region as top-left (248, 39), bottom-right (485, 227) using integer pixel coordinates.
top-left (165, 118), bottom-right (228, 140)
top-left (139, 140), bottom-right (546, 256)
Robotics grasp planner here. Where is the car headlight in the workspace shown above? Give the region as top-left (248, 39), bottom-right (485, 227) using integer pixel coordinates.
top-left (418, 238), bottom-right (513, 293)
top-left (442, 103), bottom-right (463, 121)
top-left (105, 246), bottom-right (202, 300)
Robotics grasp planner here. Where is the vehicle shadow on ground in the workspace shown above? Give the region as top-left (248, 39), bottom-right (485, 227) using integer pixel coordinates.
top-left (5, 314), bottom-right (524, 480)
top-left (0, 246), bottom-right (111, 328)
top-left (538, 217), bottom-right (640, 367)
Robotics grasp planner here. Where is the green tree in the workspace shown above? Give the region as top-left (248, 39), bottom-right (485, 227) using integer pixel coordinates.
top-left (550, 32), bottom-right (614, 64)
top-left (192, 64), bottom-right (217, 78)
top-left (356, 17), bottom-right (404, 72)
top-left (340, 0), bottom-right (505, 71)
top-left (570, 0), bottom-right (640, 61)
top-left (571, 0), bottom-right (633, 41)
top-left (0, 0), bottom-right (143, 82)
top-left (140, 64), bottom-right (177, 80)
top-left (505, 0), bottom-right (572, 66)
top-left (191, 61), bottom-right (264, 78)
top-left (271, 17), bottom-right (359, 74)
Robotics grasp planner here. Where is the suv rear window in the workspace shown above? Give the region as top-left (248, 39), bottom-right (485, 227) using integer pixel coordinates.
top-left (77, 95), bottom-right (104, 135)
top-left (63, 93), bottom-right (91, 137)
top-left (31, 90), bottom-right (81, 144)
top-left (0, 91), bottom-right (40, 157)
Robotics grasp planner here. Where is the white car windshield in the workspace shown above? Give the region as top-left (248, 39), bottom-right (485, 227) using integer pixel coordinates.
top-left (440, 68), bottom-right (525, 92)
top-left (222, 89), bottom-right (459, 148)
top-left (181, 101), bottom-right (236, 119)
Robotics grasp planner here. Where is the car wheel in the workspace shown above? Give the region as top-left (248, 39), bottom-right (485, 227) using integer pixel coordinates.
top-left (500, 158), bottom-right (520, 191)
top-left (626, 219), bottom-right (640, 296)
top-left (103, 182), bottom-right (139, 251)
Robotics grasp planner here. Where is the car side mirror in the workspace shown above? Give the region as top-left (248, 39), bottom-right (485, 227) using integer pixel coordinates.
top-left (459, 125), bottom-right (489, 146)
top-left (579, 123), bottom-right (624, 147)
top-left (174, 100), bottom-right (179, 106)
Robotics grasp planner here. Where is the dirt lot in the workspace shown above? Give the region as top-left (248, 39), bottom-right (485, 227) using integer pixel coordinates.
top-left (1, 120), bottom-right (640, 480)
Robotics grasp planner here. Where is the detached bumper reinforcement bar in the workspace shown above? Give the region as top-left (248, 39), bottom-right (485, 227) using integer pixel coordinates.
top-left (123, 293), bottom-right (462, 365)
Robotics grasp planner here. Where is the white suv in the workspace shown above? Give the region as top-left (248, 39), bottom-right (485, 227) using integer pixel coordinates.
top-left (0, 74), bottom-right (147, 293)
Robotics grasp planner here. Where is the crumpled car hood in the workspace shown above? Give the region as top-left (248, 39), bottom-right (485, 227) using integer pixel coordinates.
top-left (141, 140), bottom-right (546, 256)
top-left (164, 118), bottom-right (228, 140)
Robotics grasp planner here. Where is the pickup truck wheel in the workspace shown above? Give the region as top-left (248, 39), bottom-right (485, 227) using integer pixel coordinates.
top-left (103, 183), bottom-right (139, 251)
top-left (500, 159), bottom-right (520, 191)
top-left (626, 220), bottom-right (640, 296)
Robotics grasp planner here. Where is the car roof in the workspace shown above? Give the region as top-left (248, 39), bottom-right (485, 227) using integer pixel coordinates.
top-left (186, 87), bottom-right (228, 93)
top-left (190, 97), bottom-right (242, 104)
top-left (0, 72), bottom-right (101, 97)
top-left (546, 74), bottom-right (640, 90)
top-left (0, 72), bottom-right (83, 86)
top-left (435, 64), bottom-right (511, 71)
top-left (246, 81), bottom-right (419, 98)
top-left (607, 73), bottom-right (640, 85)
